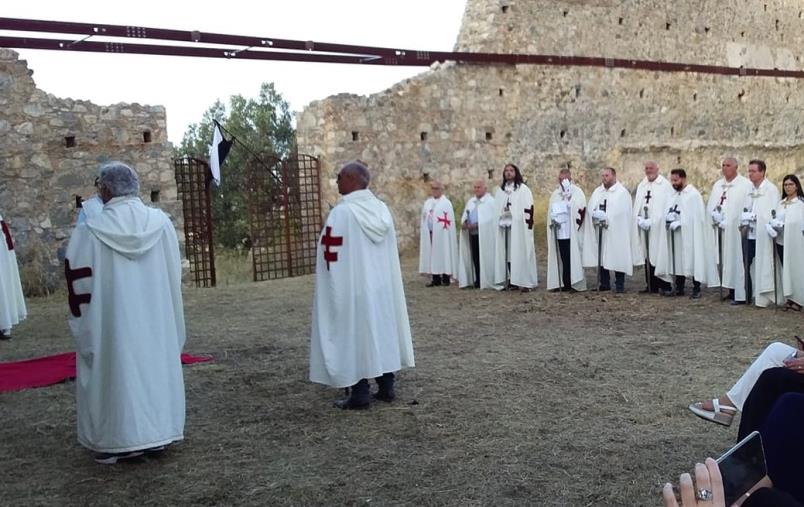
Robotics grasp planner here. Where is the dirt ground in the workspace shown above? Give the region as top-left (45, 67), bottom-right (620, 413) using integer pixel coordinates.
top-left (2, 255), bottom-right (802, 506)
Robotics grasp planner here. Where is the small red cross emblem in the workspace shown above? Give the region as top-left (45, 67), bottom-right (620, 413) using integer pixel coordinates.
top-left (320, 226), bottom-right (343, 271)
top-left (65, 259), bottom-right (92, 317)
top-left (525, 205), bottom-right (534, 230)
top-left (719, 191), bottom-right (727, 206)
top-left (436, 211), bottom-right (452, 230)
top-left (1, 220), bottom-right (14, 251)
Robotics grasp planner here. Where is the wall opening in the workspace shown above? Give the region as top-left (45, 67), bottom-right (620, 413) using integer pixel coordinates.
top-left (665, 22), bottom-right (671, 30)
top-left (420, 131), bottom-right (428, 141)
top-left (487, 169), bottom-right (494, 179)
top-left (620, 129), bottom-right (626, 138)
top-left (485, 131), bottom-right (493, 141)
top-left (501, 5), bottom-right (509, 13)
top-left (499, 88), bottom-right (504, 97)
top-left (670, 126), bottom-right (675, 136)
top-left (142, 130), bottom-right (152, 143)
top-left (639, 89), bottom-right (644, 98)
top-left (563, 9), bottom-right (569, 17)
top-left (618, 17), bottom-right (624, 25)
top-left (150, 190), bottom-right (160, 203)
top-left (559, 130), bottom-right (567, 139)
top-left (738, 90), bottom-right (746, 102)
top-left (65, 136), bottom-right (76, 148)
top-left (693, 92), bottom-right (698, 101)
top-left (351, 131), bottom-right (359, 141)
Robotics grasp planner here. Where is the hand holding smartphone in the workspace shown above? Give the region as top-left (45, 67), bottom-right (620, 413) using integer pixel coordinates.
top-left (717, 431), bottom-right (768, 506)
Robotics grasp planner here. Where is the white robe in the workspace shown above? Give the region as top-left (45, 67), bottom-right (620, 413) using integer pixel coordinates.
top-left (310, 189), bottom-right (414, 388)
top-left (581, 182), bottom-right (636, 275)
top-left (776, 198), bottom-right (804, 306)
top-left (65, 196), bottom-right (186, 453)
top-left (655, 185), bottom-right (719, 285)
top-left (418, 196), bottom-right (459, 276)
top-left (0, 213), bottom-right (26, 332)
top-left (746, 180), bottom-right (781, 307)
top-left (632, 175), bottom-right (673, 267)
top-left (77, 195), bottom-right (104, 224)
top-left (458, 193), bottom-right (496, 289)
top-left (546, 185), bottom-right (587, 291)
top-left (707, 175), bottom-right (753, 298)
top-left (493, 183), bottom-right (539, 289)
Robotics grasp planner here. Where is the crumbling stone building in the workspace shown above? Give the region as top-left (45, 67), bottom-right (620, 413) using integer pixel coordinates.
top-left (298, 0), bottom-right (804, 250)
top-left (0, 49), bottom-right (180, 292)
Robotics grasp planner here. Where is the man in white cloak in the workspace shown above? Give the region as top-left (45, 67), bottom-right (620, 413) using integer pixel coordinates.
top-left (740, 159), bottom-right (780, 307)
top-left (581, 167), bottom-right (636, 293)
top-left (0, 211), bottom-right (26, 339)
top-left (632, 161), bottom-right (673, 294)
top-left (546, 168), bottom-right (586, 292)
top-left (707, 157), bottom-right (753, 304)
top-left (458, 180), bottom-right (496, 289)
top-left (493, 163), bottom-right (538, 292)
top-left (65, 162), bottom-right (186, 464)
top-left (418, 180), bottom-right (458, 287)
top-left (655, 168), bottom-right (719, 299)
top-left (310, 161), bottom-right (414, 410)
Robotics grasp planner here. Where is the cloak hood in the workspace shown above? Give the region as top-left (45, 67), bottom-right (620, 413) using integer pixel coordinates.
top-left (85, 196), bottom-right (170, 259)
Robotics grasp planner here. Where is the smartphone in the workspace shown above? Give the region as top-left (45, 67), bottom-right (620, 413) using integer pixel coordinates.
top-left (716, 431), bottom-right (767, 506)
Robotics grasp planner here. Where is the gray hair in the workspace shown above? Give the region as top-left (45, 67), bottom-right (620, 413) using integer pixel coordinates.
top-left (341, 160), bottom-right (371, 188)
top-left (98, 161), bottom-right (140, 198)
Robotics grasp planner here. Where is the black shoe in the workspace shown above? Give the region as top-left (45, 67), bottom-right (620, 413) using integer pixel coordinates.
top-left (373, 391), bottom-right (396, 403)
top-left (730, 300), bottom-right (746, 306)
top-left (675, 290), bottom-right (686, 297)
top-left (598, 286), bottom-right (611, 292)
top-left (615, 287), bottom-right (625, 294)
top-left (333, 398), bottom-right (370, 410)
top-left (94, 450), bottom-right (145, 465)
top-left (0, 331), bottom-right (10, 340)
top-left (690, 291), bottom-right (701, 299)
top-left (443, 279), bottom-right (451, 287)
top-left (473, 283), bottom-right (480, 289)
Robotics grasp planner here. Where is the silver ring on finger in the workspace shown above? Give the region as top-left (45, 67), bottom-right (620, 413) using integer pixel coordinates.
top-left (696, 488), bottom-right (714, 502)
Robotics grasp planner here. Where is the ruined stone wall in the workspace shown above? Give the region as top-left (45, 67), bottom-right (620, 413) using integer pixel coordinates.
top-left (0, 50), bottom-right (181, 292)
top-left (297, 0), bottom-right (804, 252)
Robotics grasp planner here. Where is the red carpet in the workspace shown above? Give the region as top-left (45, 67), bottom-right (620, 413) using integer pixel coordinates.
top-left (0, 352), bottom-right (212, 392)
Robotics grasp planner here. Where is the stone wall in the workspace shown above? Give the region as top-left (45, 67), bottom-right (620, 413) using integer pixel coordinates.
top-left (297, 0), bottom-right (804, 252)
top-left (0, 49), bottom-right (180, 292)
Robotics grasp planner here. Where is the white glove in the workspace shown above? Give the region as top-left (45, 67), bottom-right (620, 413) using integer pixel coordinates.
top-left (637, 217), bottom-right (651, 231)
top-left (591, 209), bottom-right (607, 221)
top-left (770, 218), bottom-right (784, 230)
top-left (765, 222), bottom-right (778, 238)
top-left (740, 211), bottom-right (756, 223)
top-left (711, 210), bottom-right (724, 224)
top-left (666, 211), bottom-right (679, 222)
top-left (718, 221), bottom-right (727, 230)
top-left (669, 220), bottom-right (681, 231)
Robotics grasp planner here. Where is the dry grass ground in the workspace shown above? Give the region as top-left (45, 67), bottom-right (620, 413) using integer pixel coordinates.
top-left (2, 255), bottom-right (801, 506)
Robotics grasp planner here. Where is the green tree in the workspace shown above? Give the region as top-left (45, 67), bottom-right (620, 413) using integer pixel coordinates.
top-left (177, 82), bottom-right (295, 249)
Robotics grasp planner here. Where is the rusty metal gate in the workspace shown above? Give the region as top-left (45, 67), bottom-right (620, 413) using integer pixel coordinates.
top-left (174, 157), bottom-right (216, 287)
top-left (246, 153), bottom-right (322, 281)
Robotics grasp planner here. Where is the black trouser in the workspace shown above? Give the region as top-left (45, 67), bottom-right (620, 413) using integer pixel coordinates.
top-left (674, 276), bottom-right (700, 293)
top-left (431, 274), bottom-right (450, 285)
top-left (737, 367), bottom-right (804, 441)
top-left (558, 238), bottom-right (571, 289)
top-left (599, 269), bottom-right (624, 291)
top-left (469, 233), bottom-right (480, 288)
top-left (776, 243), bottom-right (784, 267)
top-left (647, 262), bottom-right (671, 291)
top-left (743, 238), bottom-right (756, 302)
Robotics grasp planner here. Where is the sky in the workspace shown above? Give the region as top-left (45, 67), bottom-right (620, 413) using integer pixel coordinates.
top-left (2, 0), bottom-right (467, 144)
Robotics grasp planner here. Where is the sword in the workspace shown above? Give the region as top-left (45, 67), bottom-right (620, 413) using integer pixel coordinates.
top-left (740, 207), bottom-right (751, 301)
top-left (714, 205), bottom-right (723, 301)
top-left (666, 204), bottom-right (680, 294)
top-left (643, 205), bottom-right (651, 292)
top-left (594, 199), bottom-right (607, 291)
top-left (771, 209), bottom-right (779, 310)
top-left (550, 219), bottom-right (563, 290)
top-left (504, 226), bottom-right (510, 290)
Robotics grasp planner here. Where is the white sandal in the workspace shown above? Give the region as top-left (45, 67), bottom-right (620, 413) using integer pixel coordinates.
top-left (688, 398), bottom-right (737, 427)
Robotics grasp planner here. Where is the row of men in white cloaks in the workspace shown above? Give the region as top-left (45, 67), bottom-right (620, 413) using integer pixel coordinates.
top-left (418, 159), bottom-right (804, 309)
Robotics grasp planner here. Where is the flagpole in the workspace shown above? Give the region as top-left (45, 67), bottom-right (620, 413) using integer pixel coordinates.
top-left (212, 120), bottom-right (284, 188)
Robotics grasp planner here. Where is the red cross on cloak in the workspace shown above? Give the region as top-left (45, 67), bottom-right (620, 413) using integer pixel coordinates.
top-left (1, 220), bottom-right (14, 251)
top-left (320, 226), bottom-right (343, 271)
top-left (525, 205), bottom-right (534, 230)
top-left (719, 191), bottom-right (727, 207)
top-left (436, 211), bottom-right (452, 230)
top-left (64, 259), bottom-right (92, 318)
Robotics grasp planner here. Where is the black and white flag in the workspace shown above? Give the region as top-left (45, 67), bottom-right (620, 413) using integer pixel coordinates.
top-left (208, 121), bottom-right (233, 185)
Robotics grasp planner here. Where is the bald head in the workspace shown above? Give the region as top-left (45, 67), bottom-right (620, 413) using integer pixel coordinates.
top-left (472, 179), bottom-right (487, 198)
top-left (644, 161), bottom-right (659, 182)
top-left (337, 160), bottom-right (370, 195)
top-left (430, 180), bottom-right (444, 199)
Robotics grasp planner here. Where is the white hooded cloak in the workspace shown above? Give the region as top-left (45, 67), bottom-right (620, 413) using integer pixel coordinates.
top-left (65, 196), bottom-right (186, 453)
top-left (418, 195), bottom-right (459, 277)
top-left (546, 184), bottom-right (587, 291)
top-left (0, 213), bottom-right (26, 332)
top-left (492, 183), bottom-right (539, 289)
top-left (581, 182), bottom-right (636, 275)
top-left (632, 175), bottom-right (673, 267)
top-left (310, 189), bottom-right (414, 388)
top-left (458, 193), bottom-right (496, 289)
top-left (707, 175), bottom-right (753, 298)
